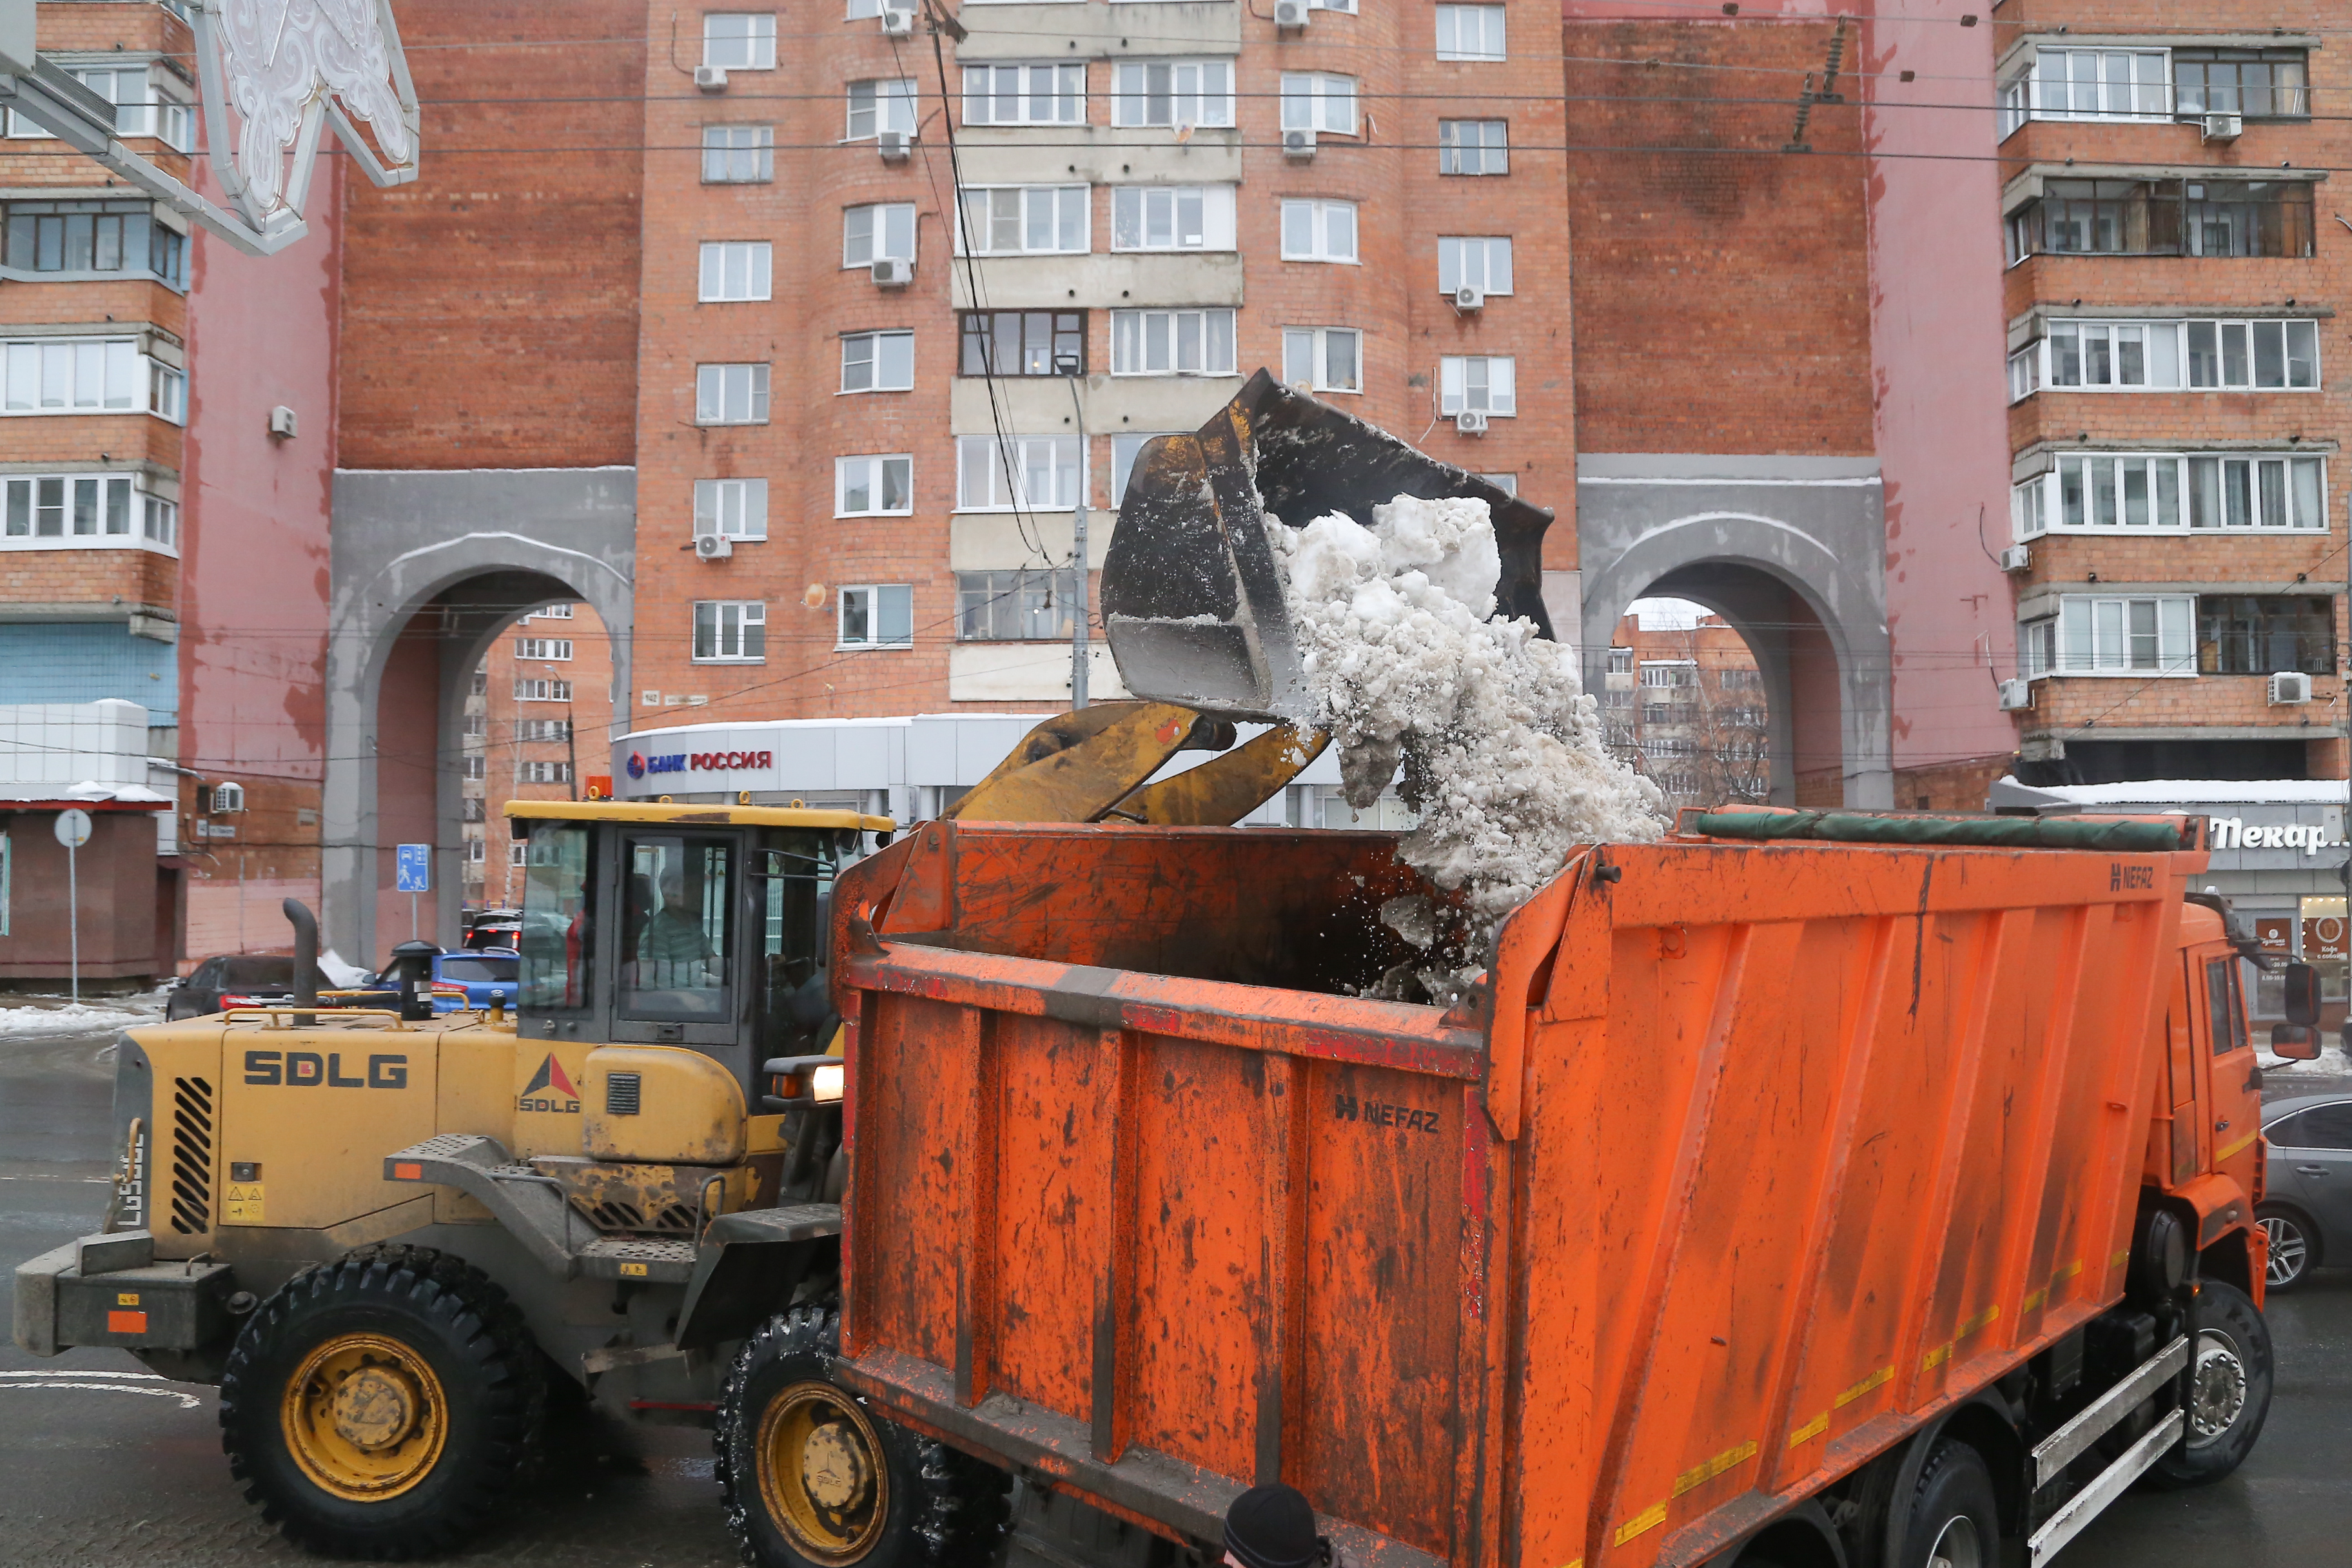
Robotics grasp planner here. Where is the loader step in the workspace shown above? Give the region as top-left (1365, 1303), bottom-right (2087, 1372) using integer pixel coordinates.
top-left (578, 1237), bottom-right (698, 1284)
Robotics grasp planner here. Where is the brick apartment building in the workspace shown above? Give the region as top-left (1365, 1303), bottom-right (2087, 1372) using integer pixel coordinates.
top-left (1602, 609), bottom-right (1770, 812)
top-left (1995, 3), bottom-right (2348, 785)
top-left (458, 601), bottom-right (617, 915)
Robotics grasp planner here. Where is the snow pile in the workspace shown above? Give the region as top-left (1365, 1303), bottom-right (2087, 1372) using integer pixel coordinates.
top-left (1268, 493), bottom-right (1665, 974)
top-left (0, 999), bottom-right (150, 1036)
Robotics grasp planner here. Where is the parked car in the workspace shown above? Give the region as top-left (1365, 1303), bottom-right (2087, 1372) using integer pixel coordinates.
top-left (464, 909), bottom-right (522, 951)
top-left (2259, 1092), bottom-right (2352, 1291)
top-left (165, 955), bottom-right (342, 1021)
top-left (432, 948), bottom-right (520, 1008)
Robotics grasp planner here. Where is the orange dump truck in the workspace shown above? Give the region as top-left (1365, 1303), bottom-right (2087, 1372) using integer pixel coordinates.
top-left (812, 808), bottom-right (2304, 1568)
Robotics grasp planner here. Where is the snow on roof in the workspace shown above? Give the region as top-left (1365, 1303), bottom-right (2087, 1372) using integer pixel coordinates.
top-left (1995, 776), bottom-right (2351, 808)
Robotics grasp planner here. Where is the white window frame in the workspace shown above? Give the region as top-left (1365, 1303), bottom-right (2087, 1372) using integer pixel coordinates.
top-left (701, 124), bottom-right (774, 183)
top-left (2021, 47), bottom-right (2172, 125)
top-left (694, 600), bottom-right (769, 663)
top-left (696, 362), bottom-right (771, 425)
top-left (1438, 119), bottom-right (1508, 175)
top-left (0, 337), bottom-right (179, 420)
top-left (1112, 433), bottom-right (1175, 506)
top-left (1281, 72), bottom-right (1358, 135)
top-left (1111, 309), bottom-right (1237, 377)
top-left (843, 202), bottom-right (917, 268)
top-left (698, 240), bottom-right (772, 301)
top-left (1478, 472), bottom-right (1518, 496)
top-left (21, 66), bottom-right (195, 152)
top-left (954, 186), bottom-right (1091, 257)
top-left (957, 435), bottom-right (1085, 512)
top-left (2184, 318), bottom-right (2322, 391)
top-left (846, 79), bottom-right (919, 141)
top-left (514, 679), bottom-right (574, 702)
top-left (694, 478), bottom-right (770, 540)
top-left (1280, 199), bottom-right (1357, 262)
top-left (0, 472), bottom-right (175, 554)
top-left (1112, 185), bottom-right (1238, 252)
top-left (838, 585), bottom-right (914, 649)
top-left (2007, 345), bottom-right (2038, 403)
top-left (1440, 355), bottom-right (1516, 415)
top-left (513, 637), bottom-right (573, 662)
top-left (841, 330), bottom-right (916, 393)
top-left (1437, 236), bottom-right (1513, 295)
top-left (1282, 327), bottom-right (1363, 395)
top-left (2021, 594), bottom-right (2197, 678)
top-left (962, 63), bottom-right (1085, 126)
top-left (2010, 452), bottom-right (2327, 538)
top-left (836, 454), bottom-right (915, 517)
top-left (703, 14), bottom-right (778, 70)
top-left (1435, 5), bottom-right (1507, 61)
top-left (1111, 61), bottom-right (1234, 129)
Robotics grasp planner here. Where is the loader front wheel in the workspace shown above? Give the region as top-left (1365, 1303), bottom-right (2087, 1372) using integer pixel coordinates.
top-left (719, 1304), bottom-right (1010, 1568)
top-left (219, 1245), bottom-right (544, 1556)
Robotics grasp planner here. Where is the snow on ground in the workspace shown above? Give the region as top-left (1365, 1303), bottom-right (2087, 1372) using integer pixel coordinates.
top-left (1268, 493), bottom-right (1665, 978)
top-left (0, 986), bottom-right (166, 1036)
top-left (2260, 1042), bottom-right (2352, 1077)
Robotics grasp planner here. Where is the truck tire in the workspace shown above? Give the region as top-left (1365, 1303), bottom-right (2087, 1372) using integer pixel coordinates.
top-left (2257, 1204), bottom-right (2317, 1293)
top-left (218, 1244), bottom-right (545, 1556)
top-left (718, 1304), bottom-right (1011, 1568)
top-left (1898, 1438), bottom-right (1998, 1568)
top-left (2148, 1279), bottom-right (2273, 1488)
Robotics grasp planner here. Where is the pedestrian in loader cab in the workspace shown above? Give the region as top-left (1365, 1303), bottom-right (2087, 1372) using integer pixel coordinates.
top-left (1224, 1484), bottom-right (1350, 1568)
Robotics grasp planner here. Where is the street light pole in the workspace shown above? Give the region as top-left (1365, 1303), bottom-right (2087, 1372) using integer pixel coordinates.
top-left (1060, 359), bottom-right (1090, 709)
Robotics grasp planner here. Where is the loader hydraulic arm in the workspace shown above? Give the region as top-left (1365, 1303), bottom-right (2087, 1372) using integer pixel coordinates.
top-left (941, 701), bottom-right (1328, 826)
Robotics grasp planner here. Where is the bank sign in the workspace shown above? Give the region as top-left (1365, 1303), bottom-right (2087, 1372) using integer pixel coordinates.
top-left (624, 748), bottom-right (774, 781)
top-left (2208, 817), bottom-right (2342, 856)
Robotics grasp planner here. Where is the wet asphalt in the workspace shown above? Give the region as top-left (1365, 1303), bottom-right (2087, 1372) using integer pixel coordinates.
top-left (1, 1023), bottom-right (2347, 1566)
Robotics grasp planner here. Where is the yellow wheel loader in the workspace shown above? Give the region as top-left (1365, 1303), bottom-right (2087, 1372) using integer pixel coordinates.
top-left (9, 370), bottom-right (1545, 1564)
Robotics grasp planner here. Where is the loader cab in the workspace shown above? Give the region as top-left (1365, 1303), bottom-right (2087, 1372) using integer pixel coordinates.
top-left (505, 802), bottom-right (896, 1101)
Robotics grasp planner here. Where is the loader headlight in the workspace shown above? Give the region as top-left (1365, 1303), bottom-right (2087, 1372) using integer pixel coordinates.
top-left (761, 1054), bottom-right (847, 1106)
top-left (810, 1063), bottom-right (845, 1103)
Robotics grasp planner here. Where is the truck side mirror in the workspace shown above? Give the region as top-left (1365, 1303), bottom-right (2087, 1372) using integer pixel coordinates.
top-left (2270, 1023), bottom-right (2321, 1060)
top-left (2284, 961), bottom-right (2321, 1026)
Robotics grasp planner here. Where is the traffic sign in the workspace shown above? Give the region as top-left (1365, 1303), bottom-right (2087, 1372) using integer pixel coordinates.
top-left (396, 844), bottom-right (431, 893)
top-left (54, 808), bottom-right (91, 849)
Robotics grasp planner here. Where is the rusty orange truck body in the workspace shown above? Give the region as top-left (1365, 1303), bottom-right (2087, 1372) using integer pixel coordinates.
top-left (827, 815), bottom-right (2277, 1568)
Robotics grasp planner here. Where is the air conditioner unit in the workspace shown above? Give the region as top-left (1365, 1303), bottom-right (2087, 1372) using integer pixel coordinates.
top-left (880, 4), bottom-right (916, 35)
top-left (1453, 284), bottom-right (1484, 312)
top-left (211, 781), bottom-right (246, 814)
top-left (1283, 127), bottom-right (1315, 159)
top-left (694, 532), bottom-right (733, 562)
top-left (1455, 409), bottom-right (1489, 435)
top-left (1997, 678), bottom-right (2032, 712)
top-left (872, 257), bottom-right (913, 288)
top-left (1274, 0), bottom-right (1311, 26)
top-left (877, 128), bottom-right (912, 162)
top-left (266, 404), bottom-right (297, 438)
top-left (694, 64), bottom-right (729, 93)
top-left (1997, 544), bottom-right (2030, 572)
top-left (2200, 110), bottom-right (2243, 143)
top-left (2269, 670), bottom-right (2314, 706)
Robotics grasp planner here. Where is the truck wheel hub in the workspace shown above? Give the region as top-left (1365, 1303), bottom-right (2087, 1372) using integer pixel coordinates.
top-left (2188, 1329), bottom-right (2246, 1446)
top-left (801, 1420), bottom-right (873, 1510)
top-left (757, 1381), bottom-right (890, 1563)
top-left (331, 1365), bottom-right (421, 1450)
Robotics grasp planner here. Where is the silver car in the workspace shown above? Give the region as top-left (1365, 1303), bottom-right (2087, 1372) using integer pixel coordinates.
top-left (2260, 1092), bottom-right (2352, 1291)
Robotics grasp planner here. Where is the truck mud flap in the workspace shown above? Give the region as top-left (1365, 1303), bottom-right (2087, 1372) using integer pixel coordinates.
top-left (673, 1203), bottom-right (841, 1351)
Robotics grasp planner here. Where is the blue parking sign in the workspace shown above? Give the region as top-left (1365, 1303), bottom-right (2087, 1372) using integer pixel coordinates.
top-left (395, 844), bottom-right (431, 893)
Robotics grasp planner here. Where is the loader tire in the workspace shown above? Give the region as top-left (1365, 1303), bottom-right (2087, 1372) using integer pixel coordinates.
top-left (718, 1303), bottom-right (1012, 1568)
top-left (219, 1244), bottom-right (544, 1558)
top-left (2148, 1279), bottom-right (2272, 1488)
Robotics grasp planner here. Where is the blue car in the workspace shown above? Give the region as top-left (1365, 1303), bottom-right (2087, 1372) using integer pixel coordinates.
top-left (430, 948), bottom-right (520, 1009)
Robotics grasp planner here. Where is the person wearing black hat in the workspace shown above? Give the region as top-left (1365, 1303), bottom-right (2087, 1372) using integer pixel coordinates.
top-left (1224, 1483), bottom-right (1349, 1568)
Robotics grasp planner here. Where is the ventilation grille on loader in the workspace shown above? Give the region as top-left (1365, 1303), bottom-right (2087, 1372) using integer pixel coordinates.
top-left (170, 1076), bottom-right (213, 1233)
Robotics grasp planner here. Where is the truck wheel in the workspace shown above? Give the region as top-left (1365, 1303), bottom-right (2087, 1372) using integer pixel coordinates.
top-left (2148, 1279), bottom-right (2272, 1488)
top-left (1899, 1438), bottom-right (1998, 1568)
top-left (718, 1304), bottom-right (1011, 1568)
top-left (2257, 1204), bottom-right (2318, 1293)
top-left (219, 1244), bottom-right (544, 1556)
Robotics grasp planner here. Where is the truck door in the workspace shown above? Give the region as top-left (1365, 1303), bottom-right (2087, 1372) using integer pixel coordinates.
top-left (2200, 952), bottom-right (2262, 1193)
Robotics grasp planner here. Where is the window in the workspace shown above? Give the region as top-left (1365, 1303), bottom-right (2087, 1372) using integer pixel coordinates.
top-left (2028, 48), bottom-right (2171, 121)
top-left (960, 311), bottom-right (1084, 377)
top-left (0, 338), bottom-right (179, 418)
top-left (152, 362), bottom-right (184, 424)
top-left (2007, 346), bottom-right (2037, 403)
top-left (957, 435), bottom-right (1083, 511)
top-left (963, 63), bottom-right (1084, 125)
top-left (515, 679), bottom-right (574, 701)
top-left (2007, 179), bottom-right (2313, 261)
top-left (620, 836), bottom-right (734, 1016)
top-left (1479, 473), bottom-right (1517, 496)
top-left (1280, 199), bottom-right (1356, 262)
top-left (956, 186), bottom-right (1089, 255)
top-left (847, 79), bottom-right (918, 140)
top-left (1281, 73), bottom-right (1358, 135)
top-left (21, 67), bottom-right (195, 150)
top-left (1437, 236), bottom-right (1512, 295)
top-left (509, 841), bottom-right (530, 865)
top-left (520, 761), bottom-right (575, 785)
top-left (704, 13), bottom-right (777, 68)
top-left (839, 585), bottom-right (914, 649)
top-left (514, 637), bottom-right (573, 661)
top-left (1113, 185), bottom-right (1238, 251)
top-left (1640, 662), bottom-right (1695, 687)
top-left (1283, 328), bottom-right (1362, 393)
top-left (841, 330), bottom-right (915, 392)
top-left (1111, 433), bottom-right (1173, 505)
top-left (529, 603), bottom-right (574, 620)
top-left (3, 201), bottom-right (184, 286)
top-left (1439, 119), bottom-right (1508, 175)
top-left (1435, 5), bottom-right (1505, 61)
top-left (0, 474), bottom-right (170, 551)
top-left (1112, 309), bottom-right (1237, 377)
top-left (2044, 319), bottom-right (2179, 389)
top-left (2185, 181), bottom-right (2315, 258)
top-left (694, 600), bottom-right (767, 662)
top-left (699, 241), bottom-right (772, 300)
top-left (1112, 61), bottom-right (1233, 128)
top-left (2175, 48), bottom-right (2308, 119)
top-left (2270, 1102), bottom-right (2352, 1151)
top-left (1440, 355), bottom-right (1515, 415)
top-left (471, 665), bottom-right (489, 696)
top-left (702, 125), bottom-right (774, 182)
top-left (695, 477), bottom-right (770, 540)
top-left (2021, 595), bottom-right (2195, 677)
top-left (2198, 596), bottom-right (2333, 677)
top-left (1607, 648), bottom-right (1634, 674)
top-left (836, 455), bottom-right (914, 516)
top-left (958, 568), bottom-right (1079, 640)
top-left (2028, 318), bottom-right (2319, 393)
top-left (2188, 320), bottom-right (2321, 390)
top-left (464, 712), bottom-right (488, 738)
top-left (696, 362), bottom-right (770, 424)
top-left (2012, 453), bottom-right (2324, 536)
top-left (843, 202), bottom-right (916, 267)
top-left (2206, 957), bottom-right (2249, 1055)
top-left (517, 718), bottom-right (573, 742)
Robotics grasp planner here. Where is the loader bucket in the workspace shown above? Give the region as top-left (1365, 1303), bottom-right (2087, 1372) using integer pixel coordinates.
top-left (1100, 368), bottom-right (1555, 720)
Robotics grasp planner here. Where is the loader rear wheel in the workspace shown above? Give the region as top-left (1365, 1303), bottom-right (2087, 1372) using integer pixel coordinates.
top-left (718, 1304), bottom-right (1011, 1568)
top-left (2148, 1279), bottom-right (2272, 1489)
top-left (220, 1244), bottom-right (544, 1557)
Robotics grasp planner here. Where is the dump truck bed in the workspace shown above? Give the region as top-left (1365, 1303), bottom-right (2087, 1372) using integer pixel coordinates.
top-left (828, 822), bottom-right (2193, 1568)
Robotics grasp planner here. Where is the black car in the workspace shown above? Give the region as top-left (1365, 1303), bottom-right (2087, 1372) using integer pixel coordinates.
top-left (165, 955), bottom-right (341, 1021)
